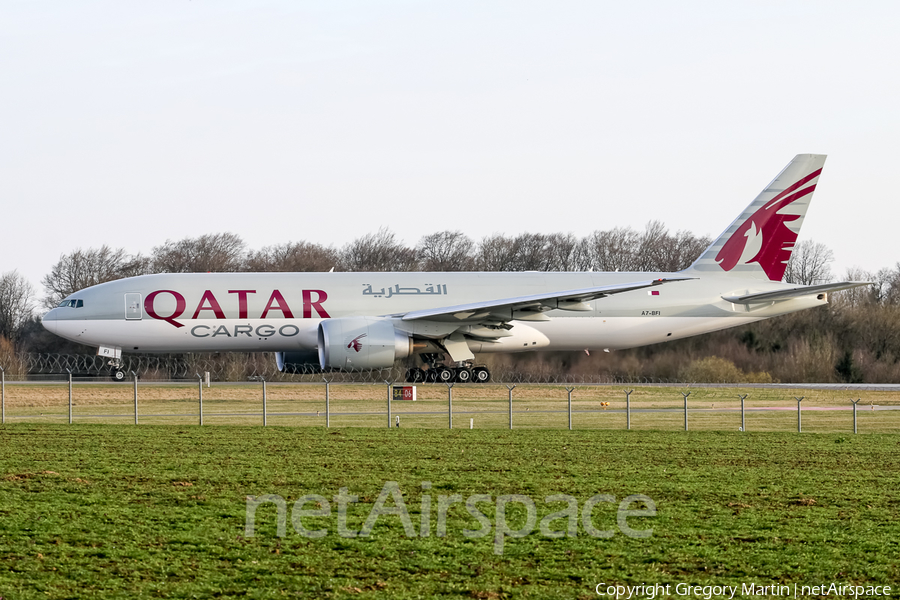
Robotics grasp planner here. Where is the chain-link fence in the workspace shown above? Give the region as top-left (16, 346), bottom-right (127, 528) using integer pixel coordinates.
top-left (1, 377), bottom-right (898, 433)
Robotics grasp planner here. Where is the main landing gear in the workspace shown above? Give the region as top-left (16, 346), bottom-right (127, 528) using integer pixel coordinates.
top-left (405, 354), bottom-right (491, 384)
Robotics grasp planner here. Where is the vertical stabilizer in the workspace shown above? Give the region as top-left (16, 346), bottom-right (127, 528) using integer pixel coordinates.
top-left (685, 154), bottom-right (827, 281)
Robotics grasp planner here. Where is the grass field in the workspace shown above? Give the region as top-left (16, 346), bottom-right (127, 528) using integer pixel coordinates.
top-left (1, 423), bottom-right (899, 599)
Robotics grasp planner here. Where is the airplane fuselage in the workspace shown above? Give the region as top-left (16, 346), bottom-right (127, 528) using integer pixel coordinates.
top-left (41, 270), bottom-right (825, 354)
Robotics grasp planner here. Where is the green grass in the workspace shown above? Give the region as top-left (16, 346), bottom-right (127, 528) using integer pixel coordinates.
top-left (1, 425), bottom-right (899, 599)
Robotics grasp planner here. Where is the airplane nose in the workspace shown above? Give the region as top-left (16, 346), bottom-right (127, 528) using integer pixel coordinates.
top-left (41, 310), bottom-right (58, 334)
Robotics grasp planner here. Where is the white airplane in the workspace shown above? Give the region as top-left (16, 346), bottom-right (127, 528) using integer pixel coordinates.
top-left (43, 154), bottom-right (868, 382)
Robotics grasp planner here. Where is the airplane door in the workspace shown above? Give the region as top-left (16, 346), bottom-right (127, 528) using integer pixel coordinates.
top-left (125, 293), bottom-right (142, 320)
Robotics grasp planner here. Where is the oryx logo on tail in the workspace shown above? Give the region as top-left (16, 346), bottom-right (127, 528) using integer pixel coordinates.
top-left (715, 167), bottom-right (822, 281)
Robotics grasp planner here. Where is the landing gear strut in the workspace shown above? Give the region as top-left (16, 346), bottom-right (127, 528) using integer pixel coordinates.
top-left (405, 354), bottom-right (490, 384)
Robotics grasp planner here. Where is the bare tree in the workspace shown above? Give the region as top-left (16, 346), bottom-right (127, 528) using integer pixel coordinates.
top-left (416, 231), bottom-right (475, 271)
top-left (475, 233), bottom-right (584, 272)
top-left (245, 241), bottom-right (341, 272)
top-left (580, 227), bottom-right (640, 272)
top-left (42, 246), bottom-right (149, 308)
top-left (783, 240), bottom-right (834, 285)
top-left (0, 270), bottom-right (36, 344)
top-left (871, 264), bottom-right (900, 305)
top-left (475, 234), bottom-right (517, 271)
top-left (635, 220), bottom-right (669, 271)
top-left (341, 228), bottom-right (417, 272)
top-left (542, 233), bottom-right (582, 271)
top-left (833, 266), bottom-right (876, 307)
top-left (654, 229), bottom-right (712, 272)
top-left (510, 233), bottom-right (551, 271)
top-left (151, 233), bottom-right (246, 273)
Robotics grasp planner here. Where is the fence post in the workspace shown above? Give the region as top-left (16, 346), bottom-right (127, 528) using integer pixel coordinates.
top-left (197, 373), bottom-right (204, 426)
top-left (852, 398), bottom-right (861, 434)
top-left (386, 380), bottom-right (392, 429)
top-left (507, 385), bottom-right (516, 429)
top-left (682, 391), bottom-right (690, 431)
top-left (446, 382), bottom-right (454, 429)
top-left (67, 369), bottom-right (73, 425)
top-left (625, 389), bottom-right (633, 430)
top-left (795, 397), bottom-right (804, 432)
top-left (738, 394), bottom-right (748, 432)
top-left (262, 379), bottom-right (267, 427)
top-left (132, 371), bottom-right (138, 425)
top-left (566, 387), bottom-right (575, 430)
top-left (324, 377), bottom-right (330, 428)
top-left (1, 366), bottom-right (5, 425)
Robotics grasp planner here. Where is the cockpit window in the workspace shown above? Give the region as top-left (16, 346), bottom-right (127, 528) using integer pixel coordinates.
top-left (57, 299), bottom-right (84, 308)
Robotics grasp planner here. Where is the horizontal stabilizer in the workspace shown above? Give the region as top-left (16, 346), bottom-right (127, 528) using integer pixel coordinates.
top-left (722, 281), bottom-right (872, 304)
top-left (401, 277), bottom-right (694, 323)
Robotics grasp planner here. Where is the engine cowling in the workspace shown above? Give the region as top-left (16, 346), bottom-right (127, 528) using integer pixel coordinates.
top-left (275, 350), bottom-right (321, 374)
top-left (318, 317), bottom-right (412, 370)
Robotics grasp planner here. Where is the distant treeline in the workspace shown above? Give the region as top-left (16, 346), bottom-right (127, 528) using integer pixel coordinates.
top-left (1, 224), bottom-right (899, 382)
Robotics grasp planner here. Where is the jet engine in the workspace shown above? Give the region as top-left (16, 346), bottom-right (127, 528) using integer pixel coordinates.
top-left (318, 317), bottom-right (412, 370)
top-left (275, 350), bottom-right (322, 373)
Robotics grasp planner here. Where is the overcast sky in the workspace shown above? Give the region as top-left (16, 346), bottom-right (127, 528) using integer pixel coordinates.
top-left (3, 1), bottom-right (898, 295)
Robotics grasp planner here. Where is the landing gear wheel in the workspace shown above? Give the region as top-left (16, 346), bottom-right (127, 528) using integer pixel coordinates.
top-left (436, 367), bottom-right (454, 383)
top-left (454, 368), bottom-right (473, 383)
top-left (406, 367), bottom-right (425, 383)
top-left (425, 369), bottom-right (438, 383)
top-left (472, 367), bottom-right (491, 383)
top-left (111, 370), bottom-right (126, 382)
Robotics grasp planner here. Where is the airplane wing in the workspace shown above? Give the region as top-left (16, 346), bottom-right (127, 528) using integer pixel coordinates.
top-left (400, 277), bottom-right (694, 323)
top-left (722, 281), bottom-right (872, 304)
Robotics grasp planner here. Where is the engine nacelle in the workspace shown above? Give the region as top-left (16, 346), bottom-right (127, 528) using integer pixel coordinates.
top-left (275, 350), bottom-right (321, 374)
top-left (318, 317), bottom-right (412, 370)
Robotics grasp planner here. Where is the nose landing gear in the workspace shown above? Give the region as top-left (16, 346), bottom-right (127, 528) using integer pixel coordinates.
top-left (108, 358), bottom-right (126, 382)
